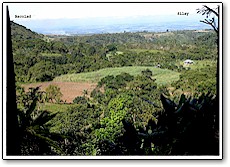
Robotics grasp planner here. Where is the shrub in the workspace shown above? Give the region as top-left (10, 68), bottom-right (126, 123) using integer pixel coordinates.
top-left (45, 85), bottom-right (63, 103)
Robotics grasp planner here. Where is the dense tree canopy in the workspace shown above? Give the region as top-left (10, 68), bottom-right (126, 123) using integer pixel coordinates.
top-left (11, 17), bottom-right (219, 156)
top-left (11, 21), bottom-right (217, 83)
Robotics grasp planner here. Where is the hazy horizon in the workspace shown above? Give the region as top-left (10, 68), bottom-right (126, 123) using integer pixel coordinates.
top-left (11, 14), bottom-right (211, 35)
top-left (7, 2), bottom-right (218, 35)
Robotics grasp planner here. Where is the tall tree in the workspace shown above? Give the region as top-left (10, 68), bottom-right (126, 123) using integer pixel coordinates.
top-left (197, 5), bottom-right (220, 149)
top-left (197, 5), bottom-right (220, 97)
top-left (6, 6), bottom-right (20, 155)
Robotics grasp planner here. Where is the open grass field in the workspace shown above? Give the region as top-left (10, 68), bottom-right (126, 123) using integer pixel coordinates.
top-left (54, 66), bottom-right (180, 85)
top-left (37, 103), bottom-right (79, 113)
top-left (22, 66), bottom-right (180, 106)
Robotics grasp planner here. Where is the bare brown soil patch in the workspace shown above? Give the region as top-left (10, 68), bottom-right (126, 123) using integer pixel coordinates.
top-left (22, 81), bottom-right (97, 103)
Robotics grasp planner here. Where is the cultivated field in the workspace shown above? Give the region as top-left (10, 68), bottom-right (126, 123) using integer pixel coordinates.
top-left (23, 81), bottom-right (97, 103)
top-left (54, 66), bottom-right (180, 85)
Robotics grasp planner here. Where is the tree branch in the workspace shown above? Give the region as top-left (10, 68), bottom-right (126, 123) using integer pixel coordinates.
top-left (200, 20), bottom-right (218, 34)
top-left (203, 5), bottom-right (219, 17)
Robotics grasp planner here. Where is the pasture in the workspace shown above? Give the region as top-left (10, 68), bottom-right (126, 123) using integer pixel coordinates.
top-left (54, 66), bottom-right (180, 85)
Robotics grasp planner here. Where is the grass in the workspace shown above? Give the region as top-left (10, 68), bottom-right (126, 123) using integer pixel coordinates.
top-left (106, 51), bottom-right (124, 59)
top-left (37, 103), bottom-right (79, 113)
top-left (54, 66), bottom-right (180, 86)
top-left (116, 51), bottom-right (123, 55)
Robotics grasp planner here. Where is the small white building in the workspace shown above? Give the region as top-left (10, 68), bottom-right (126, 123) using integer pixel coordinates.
top-left (184, 59), bottom-right (194, 65)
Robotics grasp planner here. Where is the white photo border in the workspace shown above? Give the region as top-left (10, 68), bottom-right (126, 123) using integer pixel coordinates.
top-left (1, 1), bottom-right (223, 160)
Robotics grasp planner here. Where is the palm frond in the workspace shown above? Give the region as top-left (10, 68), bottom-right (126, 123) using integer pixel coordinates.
top-left (32, 111), bottom-right (57, 126)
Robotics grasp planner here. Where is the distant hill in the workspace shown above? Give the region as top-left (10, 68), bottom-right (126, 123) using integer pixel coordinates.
top-left (10, 21), bottom-right (50, 55)
top-left (10, 21), bottom-right (43, 40)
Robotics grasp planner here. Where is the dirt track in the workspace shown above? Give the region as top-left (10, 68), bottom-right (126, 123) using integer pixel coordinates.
top-left (22, 82), bottom-right (97, 103)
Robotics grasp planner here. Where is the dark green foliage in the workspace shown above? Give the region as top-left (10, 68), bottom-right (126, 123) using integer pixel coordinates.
top-left (10, 20), bottom-right (219, 156)
top-left (73, 96), bottom-right (88, 104)
top-left (27, 61), bottom-right (58, 82)
top-left (97, 93), bottom-right (219, 155)
top-left (45, 85), bottom-right (63, 103)
top-left (141, 68), bottom-right (153, 79)
top-left (106, 44), bottom-right (117, 52)
top-left (98, 73), bottom-right (134, 90)
top-left (11, 21), bottom-right (43, 40)
top-left (93, 72), bottom-right (161, 130)
top-left (47, 103), bottom-right (102, 155)
top-left (50, 41), bottom-right (68, 54)
top-left (16, 87), bottom-right (64, 155)
top-left (173, 66), bottom-right (217, 95)
top-left (159, 93), bottom-right (219, 155)
top-left (87, 46), bottom-right (96, 56)
top-left (14, 54), bottom-right (38, 82)
top-left (90, 88), bottom-right (104, 102)
top-left (11, 21), bottom-right (217, 83)
top-left (39, 55), bottom-right (68, 65)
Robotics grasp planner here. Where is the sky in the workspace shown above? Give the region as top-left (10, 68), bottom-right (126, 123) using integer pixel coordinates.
top-left (3, 2), bottom-right (220, 34)
top-left (7, 3), bottom-right (219, 20)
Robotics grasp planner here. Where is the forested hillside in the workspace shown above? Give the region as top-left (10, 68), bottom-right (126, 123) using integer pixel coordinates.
top-left (11, 21), bottom-right (219, 156)
top-left (12, 21), bottom-right (217, 83)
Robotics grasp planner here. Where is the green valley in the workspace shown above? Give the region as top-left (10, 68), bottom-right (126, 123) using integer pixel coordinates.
top-left (9, 6), bottom-right (219, 156)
